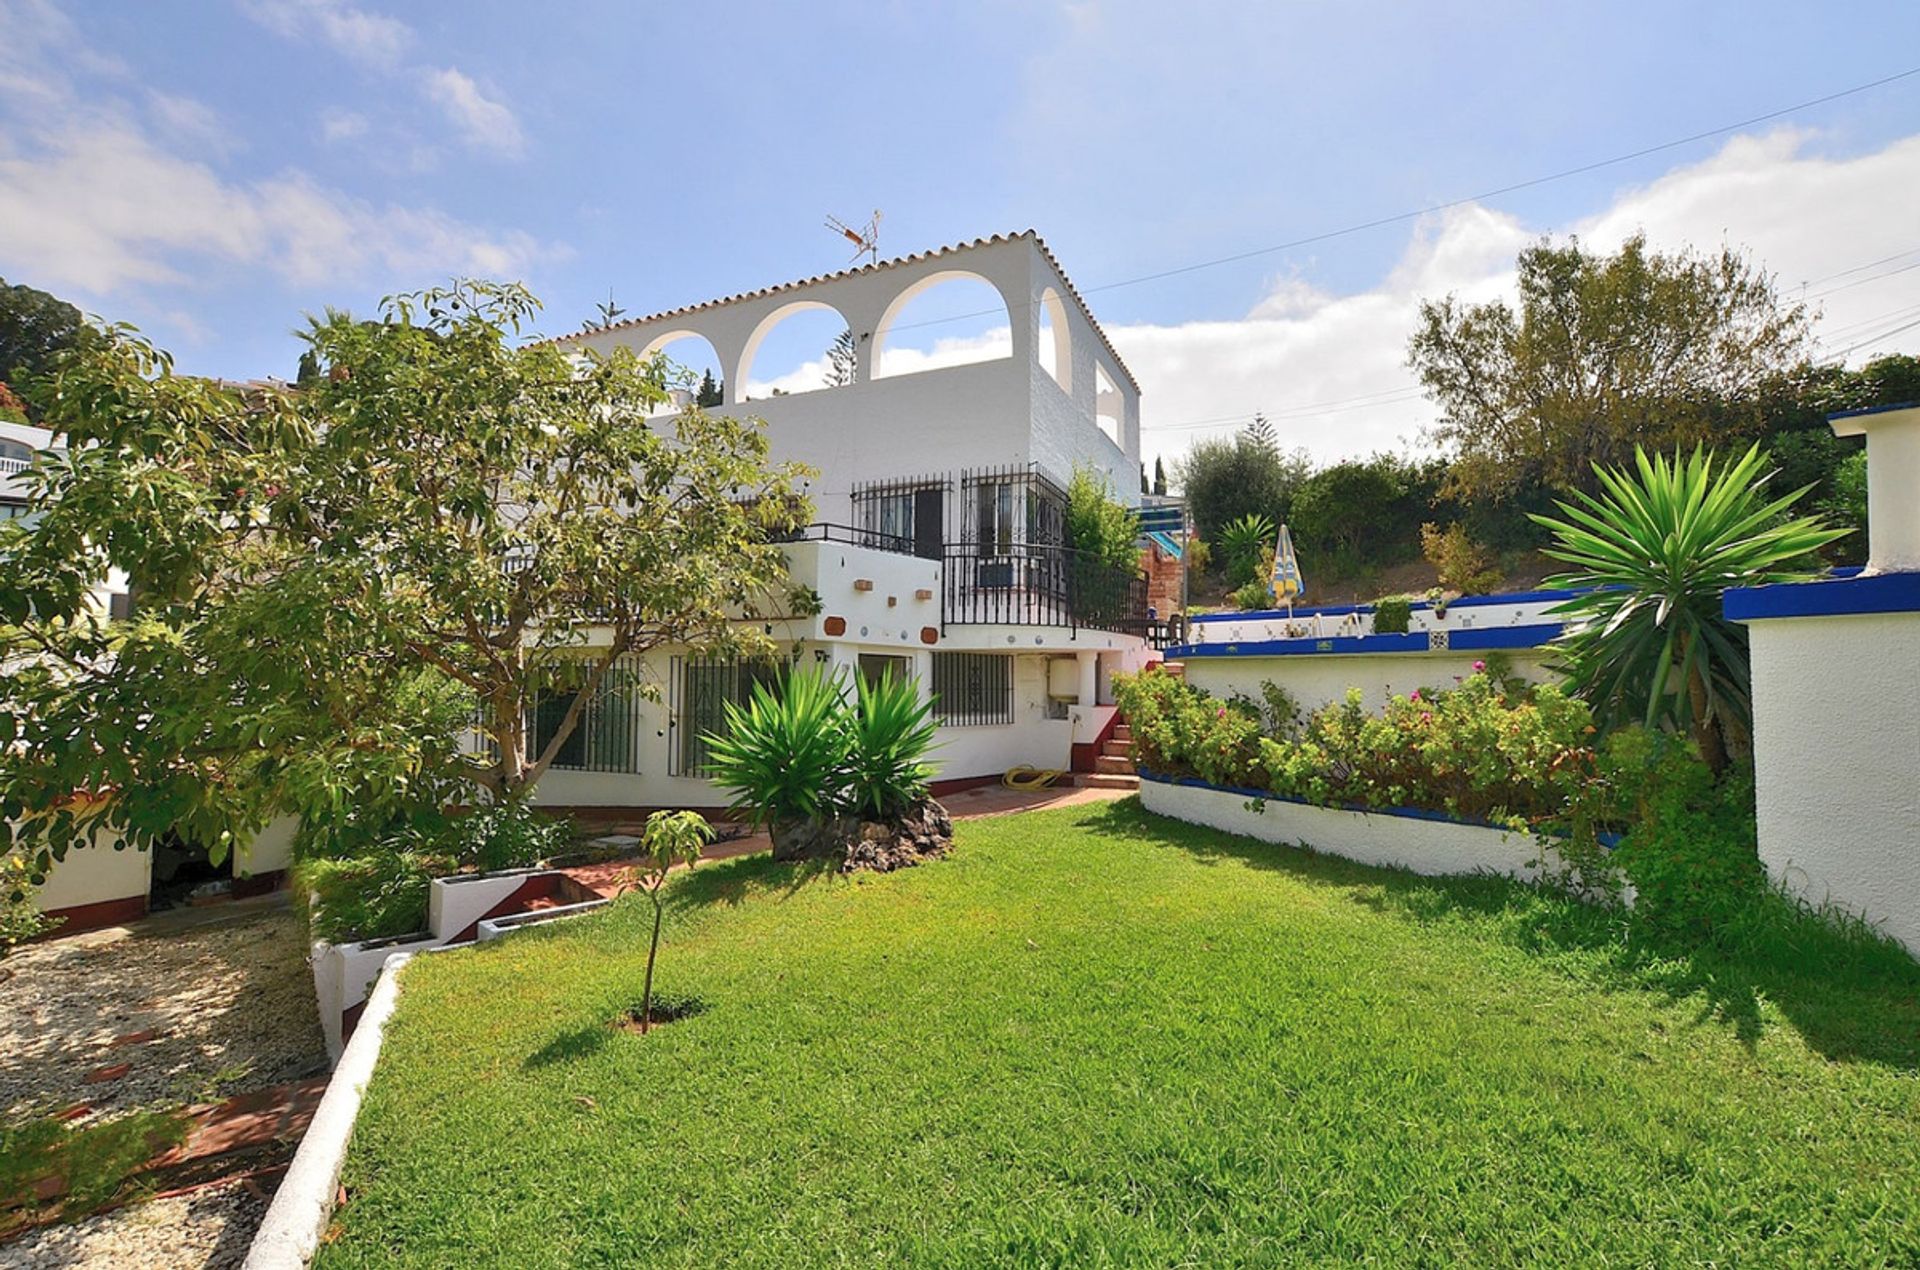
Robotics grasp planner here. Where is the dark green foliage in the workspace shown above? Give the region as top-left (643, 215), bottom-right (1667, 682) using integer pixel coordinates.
top-left (1289, 455), bottom-right (1440, 569)
top-left (1175, 424), bottom-right (1312, 543)
top-left (1151, 456), bottom-right (1167, 496)
top-left (298, 802), bottom-right (572, 943)
top-left (0, 277), bottom-right (96, 418)
top-left (1065, 464), bottom-right (1141, 572)
top-left (1411, 234), bottom-right (1813, 498)
top-left (1218, 512), bottom-right (1274, 585)
top-left (1371, 596), bottom-right (1411, 634)
top-left (695, 369), bottom-right (724, 407)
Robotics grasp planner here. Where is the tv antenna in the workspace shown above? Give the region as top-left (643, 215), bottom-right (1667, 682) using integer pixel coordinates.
top-left (826, 210), bottom-right (882, 266)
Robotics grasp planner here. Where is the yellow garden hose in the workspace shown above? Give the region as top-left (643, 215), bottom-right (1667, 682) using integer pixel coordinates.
top-left (1002, 766), bottom-right (1066, 790)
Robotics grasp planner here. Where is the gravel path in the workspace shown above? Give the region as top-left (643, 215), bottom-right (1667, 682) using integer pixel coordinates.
top-left (1, 900), bottom-right (327, 1267)
top-left (0, 902), bottom-right (327, 1122)
top-left (0, 1177), bottom-right (267, 1270)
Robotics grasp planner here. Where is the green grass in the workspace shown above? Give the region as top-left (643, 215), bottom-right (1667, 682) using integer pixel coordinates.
top-left (319, 800), bottom-right (1920, 1267)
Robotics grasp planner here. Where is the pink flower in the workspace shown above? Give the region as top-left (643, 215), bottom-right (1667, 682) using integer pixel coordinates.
top-left (1472, 660), bottom-right (1486, 673)
top-left (1420, 712), bottom-right (1433, 724)
top-left (1216, 707), bottom-right (1227, 718)
top-left (1408, 689), bottom-right (1421, 702)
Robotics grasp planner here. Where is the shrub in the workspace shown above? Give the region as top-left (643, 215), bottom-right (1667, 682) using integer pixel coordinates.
top-left (1120, 665), bottom-right (1602, 832)
top-left (1175, 430), bottom-right (1311, 543)
top-left (297, 801), bottom-right (570, 943)
top-left (617, 810), bottom-right (717, 1035)
top-left (1230, 578), bottom-right (1272, 611)
top-left (1, 851), bottom-right (58, 955)
top-left (1420, 521), bottom-right (1504, 595)
top-left (1372, 597), bottom-right (1412, 634)
top-left (1065, 464), bottom-right (1142, 573)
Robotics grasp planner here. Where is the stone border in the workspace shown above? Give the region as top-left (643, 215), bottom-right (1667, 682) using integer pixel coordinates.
top-left (243, 951), bottom-right (413, 1270)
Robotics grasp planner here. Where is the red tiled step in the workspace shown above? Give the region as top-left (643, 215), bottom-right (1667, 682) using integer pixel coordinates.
top-left (1093, 754), bottom-right (1135, 776)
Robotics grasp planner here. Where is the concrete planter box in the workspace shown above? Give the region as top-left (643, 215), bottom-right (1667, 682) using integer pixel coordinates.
top-left (1139, 772), bottom-right (1579, 886)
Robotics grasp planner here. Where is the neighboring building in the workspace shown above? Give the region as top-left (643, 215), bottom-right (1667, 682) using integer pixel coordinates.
top-left (529, 232), bottom-right (1167, 814)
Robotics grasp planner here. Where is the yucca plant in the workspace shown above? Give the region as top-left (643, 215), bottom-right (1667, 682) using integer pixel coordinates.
top-left (1531, 444), bottom-right (1848, 772)
top-left (702, 668), bottom-right (852, 855)
top-left (1219, 512), bottom-right (1277, 584)
top-left (846, 671), bottom-right (940, 820)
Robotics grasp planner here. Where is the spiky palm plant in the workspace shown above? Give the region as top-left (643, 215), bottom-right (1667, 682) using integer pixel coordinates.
top-left (702, 668), bottom-right (852, 848)
top-left (846, 671), bottom-right (940, 820)
top-left (1531, 444), bottom-right (1848, 772)
top-left (1220, 513), bottom-right (1276, 583)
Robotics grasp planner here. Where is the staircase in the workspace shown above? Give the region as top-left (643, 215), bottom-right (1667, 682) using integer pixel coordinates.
top-left (1073, 662), bottom-right (1179, 791)
top-left (1077, 721), bottom-right (1139, 790)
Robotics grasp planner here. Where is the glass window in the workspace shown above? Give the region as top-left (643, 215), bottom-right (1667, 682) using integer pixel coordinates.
top-left (525, 658), bottom-right (643, 773)
top-left (674, 655), bottom-right (787, 775)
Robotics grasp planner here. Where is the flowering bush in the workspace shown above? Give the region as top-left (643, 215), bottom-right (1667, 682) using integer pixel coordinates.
top-left (1116, 664), bottom-right (1599, 831)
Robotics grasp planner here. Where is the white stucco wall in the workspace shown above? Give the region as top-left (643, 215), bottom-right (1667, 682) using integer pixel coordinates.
top-left (1139, 776), bottom-right (1571, 885)
top-left (1182, 649), bottom-right (1555, 716)
top-left (30, 835), bottom-right (151, 915)
top-left (1746, 609), bottom-right (1920, 956)
top-left (556, 234), bottom-right (1140, 504)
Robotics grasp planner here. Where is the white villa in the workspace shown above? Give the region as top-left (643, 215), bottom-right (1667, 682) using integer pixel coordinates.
top-left (529, 231), bottom-right (1171, 816)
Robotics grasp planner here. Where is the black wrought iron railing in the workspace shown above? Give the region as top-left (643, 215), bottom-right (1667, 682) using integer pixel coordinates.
top-left (941, 542), bottom-right (1149, 635)
top-left (772, 522), bottom-right (918, 556)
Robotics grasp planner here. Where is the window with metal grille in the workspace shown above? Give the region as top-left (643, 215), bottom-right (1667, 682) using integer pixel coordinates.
top-left (931, 652), bottom-right (1014, 726)
top-left (524, 656), bottom-right (646, 773)
top-left (670, 654), bottom-right (789, 776)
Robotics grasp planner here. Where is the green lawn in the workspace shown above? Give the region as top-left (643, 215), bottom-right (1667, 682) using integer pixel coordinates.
top-left (319, 800), bottom-right (1920, 1267)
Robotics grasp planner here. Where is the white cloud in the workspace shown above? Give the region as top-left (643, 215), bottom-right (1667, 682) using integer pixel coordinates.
top-left (146, 90), bottom-right (238, 154)
top-left (1115, 129), bottom-right (1920, 473)
top-left (319, 107), bottom-right (369, 143)
top-left (422, 67), bottom-right (525, 159)
top-left (0, 121), bottom-right (563, 294)
top-left (239, 0), bottom-right (411, 68)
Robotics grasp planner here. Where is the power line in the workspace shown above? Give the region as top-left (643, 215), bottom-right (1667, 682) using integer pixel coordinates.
top-left (1823, 313), bottom-right (1920, 362)
top-left (1804, 257), bottom-right (1920, 301)
top-left (888, 64), bottom-right (1920, 337)
top-left (1798, 245), bottom-right (1920, 290)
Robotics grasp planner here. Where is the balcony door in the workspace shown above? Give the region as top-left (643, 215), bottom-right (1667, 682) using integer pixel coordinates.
top-left (913, 487), bottom-right (944, 560)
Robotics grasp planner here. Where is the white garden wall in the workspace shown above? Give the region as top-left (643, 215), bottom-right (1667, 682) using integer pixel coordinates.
top-left (1139, 775), bottom-right (1572, 886)
top-left (1739, 603), bottom-right (1920, 957)
top-left (1181, 648), bottom-right (1554, 716)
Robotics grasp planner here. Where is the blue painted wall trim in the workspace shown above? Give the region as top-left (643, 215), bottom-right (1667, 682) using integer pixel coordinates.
top-left (1166, 622), bottom-right (1562, 660)
top-left (1723, 570), bottom-right (1920, 621)
top-left (1186, 585), bottom-right (1597, 625)
top-left (1827, 400), bottom-right (1919, 421)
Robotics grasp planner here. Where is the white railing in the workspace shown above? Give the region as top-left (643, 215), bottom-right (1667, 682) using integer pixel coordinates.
top-left (0, 456), bottom-right (30, 476)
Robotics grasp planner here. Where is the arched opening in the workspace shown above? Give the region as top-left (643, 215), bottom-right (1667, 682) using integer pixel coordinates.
top-left (1036, 287), bottom-right (1071, 392)
top-left (640, 330), bottom-right (726, 413)
top-left (1094, 361), bottom-right (1123, 447)
top-left (873, 270), bottom-right (1013, 380)
top-left (739, 301), bottom-right (856, 400)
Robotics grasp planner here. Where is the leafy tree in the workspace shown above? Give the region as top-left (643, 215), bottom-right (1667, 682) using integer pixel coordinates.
top-left (1140, 462), bottom-right (1149, 494)
top-left (1420, 521), bottom-right (1503, 596)
top-left (695, 368), bottom-right (724, 407)
top-left (1290, 455), bottom-right (1432, 567)
top-left (1152, 456), bottom-right (1167, 496)
top-left (618, 810), bottom-right (716, 1035)
top-left (1, 277), bottom-right (96, 419)
top-left (0, 280), bottom-right (812, 879)
top-left (0, 380), bottom-right (27, 424)
top-left (1065, 463), bottom-right (1141, 572)
top-left (1175, 422), bottom-right (1312, 544)
top-left (826, 327), bottom-right (857, 388)
top-left (294, 348), bottom-right (321, 387)
top-left (1532, 445), bottom-right (1846, 772)
top-left (1410, 235), bottom-right (1813, 497)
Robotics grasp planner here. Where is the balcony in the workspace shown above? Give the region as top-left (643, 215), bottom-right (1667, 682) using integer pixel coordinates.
top-left (940, 541), bottom-right (1150, 638)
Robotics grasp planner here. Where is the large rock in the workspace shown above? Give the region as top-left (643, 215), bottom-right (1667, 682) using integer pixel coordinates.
top-left (841, 799), bottom-right (954, 874)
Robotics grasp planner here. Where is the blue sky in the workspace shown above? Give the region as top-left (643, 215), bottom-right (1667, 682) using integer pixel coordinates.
top-left (6, 1), bottom-right (1920, 466)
